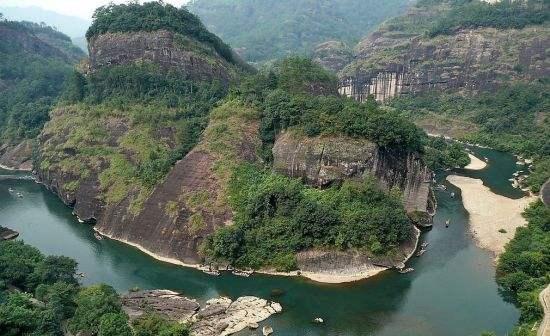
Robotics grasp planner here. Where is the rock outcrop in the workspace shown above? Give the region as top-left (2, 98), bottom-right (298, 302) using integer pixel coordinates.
top-left (0, 140), bottom-right (33, 171)
top-left (272, 132), bottom-right (434, 217)
top-left (339, 8), bottom-right (550, 102)
top-left (88, 30), bottom-right (237, 84)
top-left (121, 290), bottom-right (282, 336)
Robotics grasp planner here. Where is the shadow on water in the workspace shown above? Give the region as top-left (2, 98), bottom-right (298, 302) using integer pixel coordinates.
top-left (0, 147), bottom-right (523, 336)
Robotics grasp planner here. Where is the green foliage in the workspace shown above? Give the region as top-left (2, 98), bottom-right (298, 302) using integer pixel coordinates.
top-left (428, 0), bottom-right (549, 37)
top-left (204, 164), bottom-right (412, 270)
top-left (0, 20), bottom-right (81, 143)
top-left (99, 312), bottom-right (133, 336)
top-left (69, 284), bottom-right (124, 335)
top-left (423, 136), bottom-right (470, 171)
top-left (526, 157), bottom-right (550, 193)
top-left (86, 2), bottom-right (238, 65)
top-left (50, 63), bottom-right (227, 208)
top-left (188, 0), bottom-right (410, 63)
top-left (236, 57), bottom-right (425, 156)
top-left (496, 201), bottom-right (549, 325)
top-left (0, 241), bottom-right (80, 336)
top-left (132, 313), bottom-right (190, 336)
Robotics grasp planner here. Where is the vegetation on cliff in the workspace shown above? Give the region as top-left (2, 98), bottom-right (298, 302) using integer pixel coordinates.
top-left (237, 57), bottom-right (425, 160)
top-left (187, 0), bottom-right (410, 63)
top-left (390, 80), bottom-right (549, 190)
top-left (42, 63), bottom-right (226, 209)
top-left (200, 58), bottom-right (423, 270)
top-left (205, 165), bottom-right (412, 271)
top-left (86, 2), bottom-right (239, 66)
top-left (0, 240), bottom-right (188, 336)
top-left (0, 18), bottom-right (83, 144)
top-left (427, 0), bottom-right (549, 37)
top-left (496, 200), bottom-right (550, 335)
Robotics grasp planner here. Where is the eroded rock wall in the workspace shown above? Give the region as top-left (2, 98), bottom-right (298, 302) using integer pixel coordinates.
top-left (88, 30), bottom-right (235, 84)
top-left (340, 27), bottom-right (550, 102)
top-left (272, 131), bottom-right (433, 215)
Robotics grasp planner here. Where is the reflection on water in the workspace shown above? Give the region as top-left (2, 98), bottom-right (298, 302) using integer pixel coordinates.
top-left (0, 147), bottom-right (522, 335)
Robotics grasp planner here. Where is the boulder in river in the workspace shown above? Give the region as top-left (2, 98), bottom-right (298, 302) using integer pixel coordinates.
top-left (121, 290), bottom-right (282, 336)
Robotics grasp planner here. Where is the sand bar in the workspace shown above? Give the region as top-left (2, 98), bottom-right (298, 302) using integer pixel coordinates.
top-left (447, 175), bottom-right (535, 256)
top-left (464, 154), bottom-right (487, 170)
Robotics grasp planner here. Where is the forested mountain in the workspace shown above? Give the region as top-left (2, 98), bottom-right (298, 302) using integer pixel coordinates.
top-left (339, 0), bottom-right (549, 190)
top-left (187, 0), bottom-right (412, 64)
top-left (0, 6), bottom-right (90, 38)
top-left (335, 2), bottom-right (549, 334)
top-left (0, 17), bottom-right (84, 145)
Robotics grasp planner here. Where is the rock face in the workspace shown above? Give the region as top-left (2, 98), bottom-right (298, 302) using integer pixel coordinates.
top-left (340, 16), bottom-right (550, 102)
top-left (296, 226), bottom-right (419, 277)
top-left (121, 290), bottom-right (282, 336)
top-left (272, 132), bottom-right (434, 217)
top-left (38, 104), bottom-right (261, 265)
top-left (88, 30), bottom-right (236, 84)
top-left (0, 141), bottom-right (33, 171)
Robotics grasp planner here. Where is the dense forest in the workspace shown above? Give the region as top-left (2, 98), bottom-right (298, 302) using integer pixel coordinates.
top-left (496, 200), bottom-right (550, 336)
top-left (187, 0), bottom-right (410, 63)
top-left (0, 17), bottom-right (83, 144)
top-left (0, 240), bottom-right (188, 336)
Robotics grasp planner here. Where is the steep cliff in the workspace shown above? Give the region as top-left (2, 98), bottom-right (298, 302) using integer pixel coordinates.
top-left (272, 131), bottom-right (434, 220)
top-left (88, 30), bottom-right (237, 84)
top-left (339, 1), bottom-right (549, 102)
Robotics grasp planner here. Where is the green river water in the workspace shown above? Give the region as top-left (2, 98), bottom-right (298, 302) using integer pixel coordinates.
top-left (0, 147), bottom-right (526, 335)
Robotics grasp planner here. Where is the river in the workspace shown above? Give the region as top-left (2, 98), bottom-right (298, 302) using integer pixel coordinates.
top-left (0, 147), bottom-right (525, 336)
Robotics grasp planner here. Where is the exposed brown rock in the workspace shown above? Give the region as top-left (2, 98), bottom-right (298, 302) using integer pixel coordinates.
top-left (272, 131), bottom-right (433, 217)
top-left (88, 30), bottom-right (236, 84)
top-left (340, 25), bottom-right (550, 102)
top-left (0, 140), bottom-right (34, 171)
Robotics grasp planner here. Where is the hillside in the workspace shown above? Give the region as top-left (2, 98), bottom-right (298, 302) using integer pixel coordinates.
top-left (187, 0), bottom-right (411, 64)
top-left (339, 0), bottom-right (549, 191)
top-left (0, 17), bottom-right (84, 169)
top-left (33, 2), bottom-right (438, 280)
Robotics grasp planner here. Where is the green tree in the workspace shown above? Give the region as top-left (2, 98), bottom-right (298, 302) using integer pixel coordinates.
top-left (69, 284), bottom-right (123, 334)
top-left (99, 312), bottom-right (133, 336)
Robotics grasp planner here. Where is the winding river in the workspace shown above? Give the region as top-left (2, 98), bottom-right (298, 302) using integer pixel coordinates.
top-left (0, 147), bottom-right (526, 335)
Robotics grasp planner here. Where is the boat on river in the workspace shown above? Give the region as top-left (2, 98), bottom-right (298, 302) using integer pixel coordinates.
top-left (16, 192), bottom-right (23, 198)
top-left (398, 267), bottom-right (414, 274)
top-left (94, 232), bottom-right (103, 240)
top-left (8, 187), bottom-right (14, 192)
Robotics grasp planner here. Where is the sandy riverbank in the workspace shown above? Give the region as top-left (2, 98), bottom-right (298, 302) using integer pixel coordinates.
top-left (446, 175), bottom-right (535, 256)
top-left (95, 226), bottom-right (420, 284)
top-left (465, 154), bottom-right (487, 170)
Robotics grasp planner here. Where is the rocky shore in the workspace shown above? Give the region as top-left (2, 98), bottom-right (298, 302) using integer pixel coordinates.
top-left (122, 290), bottom-right (282, 336)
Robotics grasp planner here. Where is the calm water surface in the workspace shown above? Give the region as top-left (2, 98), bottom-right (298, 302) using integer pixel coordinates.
top-left (0, 147), bottom-right (524, 335)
